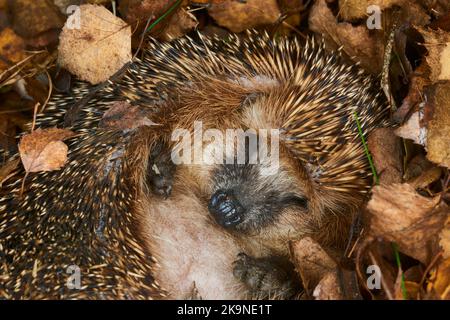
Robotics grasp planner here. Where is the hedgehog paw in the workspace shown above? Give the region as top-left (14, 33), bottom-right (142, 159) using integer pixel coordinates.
top-left (233, 253), bottom-right (301, 299)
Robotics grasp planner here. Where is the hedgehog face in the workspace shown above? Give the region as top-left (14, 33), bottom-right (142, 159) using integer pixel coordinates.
top-left (168, 92), bottom-right (320, 244)
top-left (207, 159), bottom-right (309, 233)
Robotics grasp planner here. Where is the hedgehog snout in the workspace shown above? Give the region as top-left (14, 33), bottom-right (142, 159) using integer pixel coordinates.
top-left (208, 189), bottom-right (246, 228)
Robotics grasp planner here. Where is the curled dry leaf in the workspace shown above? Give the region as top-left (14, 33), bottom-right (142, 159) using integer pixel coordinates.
top-left (367, 183), bottom-right (449, 264)
top-left (207, 0), bottom-right (280, 33)
top-left (99, 101), bottom-right (158, 131)
top-left (395, 110), bottom-right (427, 146)
top-left (18, 128), bottom-right (75, 173)
top-left (368, 128), bottom-right (403, 185)
top-left (58, 4), bottom-right (131, 84)
top-left (290, 237), bottom-right (336, 295)
top-left (308, 0), bottom-right (384, 74)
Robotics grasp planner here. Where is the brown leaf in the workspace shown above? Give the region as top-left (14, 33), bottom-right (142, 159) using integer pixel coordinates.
top-left (395, 111), bottom-right (427, 146)
top-left (424, 82), bottom-right (450, 168)
top-left (290, 237), bottom-right (336, 295)
top-left (99, 101), bottom-right (158, 131)
top-left (417, 27), bottom-right (450, 82)
top-left (426, 257), bottom-right (450, 299)
top-left (207, 0), bottom-right (280, 33)
top-left (10, 0), bottom-right (64, 46)
top-left (408, 166), bottom-right (442, 189)
top-left (313, 269), bottom-right (362, 300)
top-left (119, 0), bottom-right (172, 25)
top-left (440, 217), bottom-right (450, 259)
top-left (312, 271), bottom-right (343, 300)
top-left (367, 183), bottom-right (449, 264)
top-left (58, 4), bottom-right (131, 85)
top-left (394, 63), bottom-right (430, 124)
top-left (308, 0), bottom-right (384, 74)
top-left (159, 8), bottom-right (198, 41)
top-left (0, 28), bottom-right (27, 70)
top-left (18, 128), bottom-right (75, 173)
top-left (338, 0), bottom-right (405, 21)
top-left (368, 128), bottom-right (403, 185)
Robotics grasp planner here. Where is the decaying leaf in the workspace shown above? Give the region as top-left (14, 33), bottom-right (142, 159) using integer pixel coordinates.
top-left (0, 28), bottom-right (26, 70)
top-left (208, 0), bottom-right (280, 33)
top-left (427, 257), bottom-right (450, 299)
top-left (394, 64), bottom-right (430, 124)
top-left (119, 0), bottom-right (172, 25)
top-left (58, 4), bottom-right (132, 84)
top-left (338, 0), bottom-right (405, 21)
top-left (367, 183), bottom-right (449, 264)
top-left (425, 82), bottom-right (450, 168)
top-left (395, 110), bottom-right (427, 146)
top-left (368, 128), bottom-right (403, 185)
top-left (408, 166), bottom-right (442, 189)
top-left (417, 27), bottom-right (450, 82)
top-left (10, 0), bottom-right (64, 38)
top-left (18, 128), bottom-right (75, 172)
top-left (290, 237), bottom-right (336, 295)
top-left (99, 101), bottom-right (158, 130)
top-left (440, 217), bottom-right (450, 259)
top-left (308, 0), bottom-right (384, 74)
top-left (312, 271), bottom-right (343, 300)
top-left (160, 8), bottom-right (198, 41)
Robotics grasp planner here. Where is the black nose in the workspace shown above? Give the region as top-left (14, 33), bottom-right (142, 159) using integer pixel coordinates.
top-left (208, 190), bottom-right (245, 228)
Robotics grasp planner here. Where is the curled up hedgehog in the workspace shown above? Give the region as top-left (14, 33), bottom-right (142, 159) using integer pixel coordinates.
top-left (0, 32), bottom-right (389, 299)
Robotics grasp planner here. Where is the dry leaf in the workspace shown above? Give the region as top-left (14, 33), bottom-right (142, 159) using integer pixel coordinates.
top-left (425, 82), bottom-right (450, 168)
top-left (440, 217), bottom-right (450, 259)
top-left (309, 0), bottom-right (384, 74)
top-left (394, 63), bottom-right (430, 124)
top-left (417, 27), bottom-right (450, 82)
top-left (367, 183), bottom-right (449, 264)
top-left (119, 0), bottom-right (172, 25)
top-left (18, 128), bottom-right (75, 172)
top-left (368, 128), bottom-right (403, 185)
top-left (0, 28), bottom-right (26, 70)
top-left (99, 101), bottom-right (158, 130)
top-left (408, 166), bottom-right (442, 189)
top-left (427, 257), bottom-right (450, 300)
top-left (10, 0), bottom-right (64, 47)
top-left (160, 8), bottom-right (198, 41)
top-left (58, 4), bottom-right (131, 84)
top-left (208, 0), bottom-right (280, 33)
top-left (339, 0), bottom-right (404, 21)
top-left (312, 271), bottom-right (342, 300)
top-left (395, 111), bottom-right (427, 146)
top-left (290, 237), bottom-right (336, 295)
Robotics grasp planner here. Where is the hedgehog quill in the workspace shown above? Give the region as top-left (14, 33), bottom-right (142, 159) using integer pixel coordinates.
top-left (0, 32), bottom-right (389, 299)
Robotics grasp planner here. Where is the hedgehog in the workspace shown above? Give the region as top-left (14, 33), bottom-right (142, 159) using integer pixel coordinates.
top-left (0, 31), bottom-right (389, 299)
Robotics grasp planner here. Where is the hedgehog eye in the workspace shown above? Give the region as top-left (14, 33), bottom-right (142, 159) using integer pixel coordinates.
top-left (283, 195), bottom-right (308, 210)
